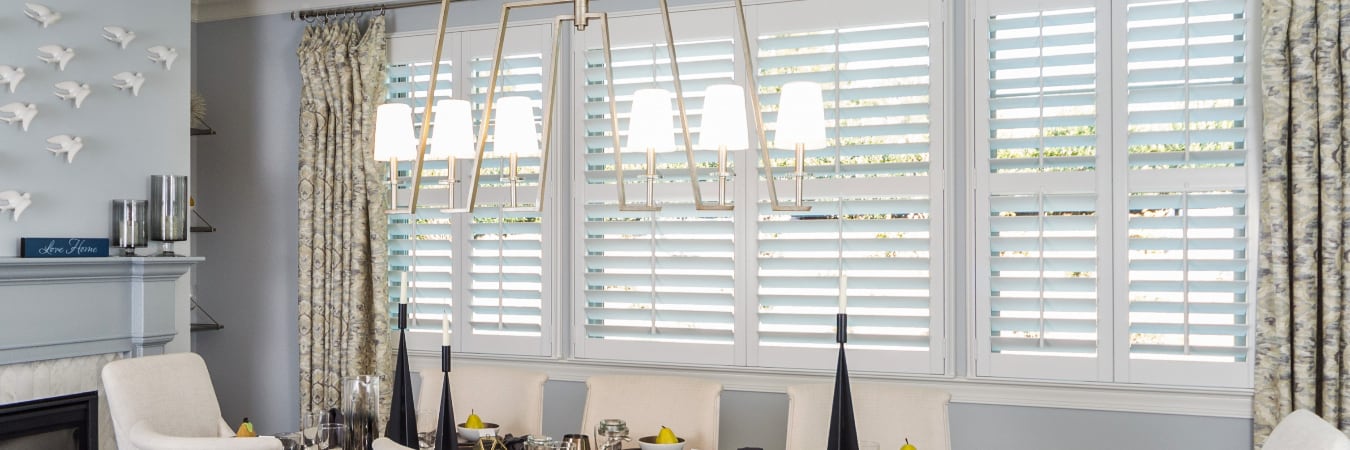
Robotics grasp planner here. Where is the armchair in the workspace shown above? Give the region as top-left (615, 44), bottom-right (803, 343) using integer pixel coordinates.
top-left (101, 352), bottom-right (281, 450)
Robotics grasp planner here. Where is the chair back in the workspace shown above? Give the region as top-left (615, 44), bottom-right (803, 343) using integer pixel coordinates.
top-left (1264, 409), bottom-right (1350, 450)
top-left (101, 353), bottom-right (227, 449)
top-left (786, 382), bottom-right (950, 450)
top-left (416, 365), bottom-right (548, 436)
top-left (580, 375), bottom-right (722, 450)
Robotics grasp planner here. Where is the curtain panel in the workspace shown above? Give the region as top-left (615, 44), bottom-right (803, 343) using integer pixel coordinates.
top-left (296, 15), bottom-right (393, 420)
top-left (1256, 0), bottom-right (1350, 445)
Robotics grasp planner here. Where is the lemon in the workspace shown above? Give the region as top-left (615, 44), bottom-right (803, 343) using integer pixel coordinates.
top-left (900, 438), bottom-right (916, 450)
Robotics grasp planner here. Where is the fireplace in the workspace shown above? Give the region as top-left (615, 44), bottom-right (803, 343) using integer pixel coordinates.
top-left (0, 391), bottom-right (97, 450)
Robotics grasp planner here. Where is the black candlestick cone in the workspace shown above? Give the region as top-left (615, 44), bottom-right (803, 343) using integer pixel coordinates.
top-left (827, 314), bottom-right (858, 450)
top-left (385, 330), bottom-right (418, 446)
top-left (435, 371), bottom-right (456, 450)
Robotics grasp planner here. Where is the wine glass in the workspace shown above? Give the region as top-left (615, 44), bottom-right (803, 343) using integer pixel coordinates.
top-left (317, 423), bottom-right (345, 450)
top-left (301, 411), bottom-right (324, 448)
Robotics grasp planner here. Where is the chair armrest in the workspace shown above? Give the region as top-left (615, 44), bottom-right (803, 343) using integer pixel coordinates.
top-left (219, 417), bottom-right (238, 437)
top-left (130, 421), bottom-right (282, 450)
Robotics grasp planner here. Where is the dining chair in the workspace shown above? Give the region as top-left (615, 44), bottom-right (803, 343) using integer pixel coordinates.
top-left (1264, 409), bottom-right (1350, 450)
top-left (416, 365), bottom-right (549, 437)
top-left (374, 437), bottom-right (416, 450)
top-left (101, 352), bottom-right (282, 450)
top-left (580, 374), bottom-right (723, 450)
top-left (785, 382), bottom-right (950, 450)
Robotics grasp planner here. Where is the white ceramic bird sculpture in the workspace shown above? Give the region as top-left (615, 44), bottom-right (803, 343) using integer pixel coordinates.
top-left (45, 135), bottom-right (83, 164)
top-left (102, 26), bottom-right (136, 49)
top-left (53, 81), bottom-right (90, 109)
top-left (37, 45), bottom-right (74, 71)
top-left (23, 3), bottom-right (61, 28)
top-left (0, 66), bottom-right (24, 94)
top-left (0, 103), bottom-right (37, 132)
top-left (146, 46), bottom-right (177, 71)
top-left (112, 72), bottom-right (145, 96)
top-left (0, 191), bottom-right (33, 222)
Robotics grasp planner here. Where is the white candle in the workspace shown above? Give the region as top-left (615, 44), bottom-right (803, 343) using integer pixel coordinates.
top-left (399, 271), bottom-right (408, 304)
top-left (839, 274), bottom-right (848, 313)
top-left (442, 313), bottom-right (451, 346)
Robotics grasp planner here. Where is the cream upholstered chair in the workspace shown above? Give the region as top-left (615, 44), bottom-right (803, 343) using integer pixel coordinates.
top-left (785, 382), bottom-right (950, 450)
top-left (101, 352), bottom-right (282, 450)
top-left (1264, 409), bottom-right (1350, 450)
top-left (416, 365), bottom-right (548, 436)
top-left (580, 375), bottom-right (722, 450)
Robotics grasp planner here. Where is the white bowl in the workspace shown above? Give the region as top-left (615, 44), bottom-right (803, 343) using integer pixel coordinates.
top-left (637, 436), bottom-right (686, 450)
top-left (456, 423), bottom-right (500, 442)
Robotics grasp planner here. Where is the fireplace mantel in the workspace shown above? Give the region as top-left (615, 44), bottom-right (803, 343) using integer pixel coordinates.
top-left (0, 257), bottom-right (202, 366)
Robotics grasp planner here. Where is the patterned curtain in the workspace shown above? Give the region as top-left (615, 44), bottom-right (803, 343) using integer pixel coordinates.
top-left (1255, 0), bottom-right (1350, 445)
top-left (296, 16), bottom-right (393, 421)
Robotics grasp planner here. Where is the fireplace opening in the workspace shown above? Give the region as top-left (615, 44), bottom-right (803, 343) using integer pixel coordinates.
top-left (0, 391), bottom-right (97, 450)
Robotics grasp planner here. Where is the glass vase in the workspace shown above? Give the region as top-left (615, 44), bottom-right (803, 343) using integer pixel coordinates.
top-left (341, 375), bottom-right (381, 450)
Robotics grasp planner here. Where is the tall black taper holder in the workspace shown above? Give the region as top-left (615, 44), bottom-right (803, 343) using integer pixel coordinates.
top-left (386, 304), bottom-right (419, 446)
top-left (435, 345), bottom-right (456, 450)
top-left (827, 313), bottom-right (859, 450)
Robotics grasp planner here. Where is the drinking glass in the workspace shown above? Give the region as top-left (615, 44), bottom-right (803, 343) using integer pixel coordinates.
top-left (316, 423), bottom-right (345, 450)
top-left (301, 411), bottom-right (325, 448)
top-left (341, 375), bottom-right (380, 450)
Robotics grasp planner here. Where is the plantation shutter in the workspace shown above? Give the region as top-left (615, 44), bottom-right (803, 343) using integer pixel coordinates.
top-left (1119, 0), bottom-right (1253, 387)
top-left (383, 25), bottom-right (553, 356)
top-left (572, 9), bottom-right (740, 365)
top-left (461, 25), bottom-right (553, 356)
top-left (750, 0), bottom-right (945, 374)
top-left (386, 61), bottom-right (458, 343)
top-left (974, 0), bottom-right (1113, 381)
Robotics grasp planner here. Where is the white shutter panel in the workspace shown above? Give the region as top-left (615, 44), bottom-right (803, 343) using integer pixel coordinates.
top-left (573, 10), bottom-right (740, 365)
top-left (384, 25), bottom-right (553, 356)
top-left (752, 19), bottom-right (943, 374)
top-left (462, 25), bottom-right (552, 356)
top-left (974, 0), bottom-right (1112, 381)
top-left (386, 62), bottom-right (457, 338)
top-left (1119, 0), bottom-right (1253, 387)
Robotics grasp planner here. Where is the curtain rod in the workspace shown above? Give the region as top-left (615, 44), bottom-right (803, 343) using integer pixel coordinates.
top-left (290, 0), bottom-right (468, 21)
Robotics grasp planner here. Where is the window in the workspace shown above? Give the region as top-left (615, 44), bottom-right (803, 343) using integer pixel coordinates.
top-left (382, 0), bottom-right (1257, 392)
top-left (972, 0), bottom-right (1255, 387)
top-left (572, 0), bottom-right (945, 374)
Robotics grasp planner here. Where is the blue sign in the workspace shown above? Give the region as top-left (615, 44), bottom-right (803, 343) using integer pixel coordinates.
top-left (20, 238), bottom-right (110, 258)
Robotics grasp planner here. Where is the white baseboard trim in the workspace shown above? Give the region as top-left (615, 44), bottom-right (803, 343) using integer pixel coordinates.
top-left (406, 351), bottom-right (1253, 419)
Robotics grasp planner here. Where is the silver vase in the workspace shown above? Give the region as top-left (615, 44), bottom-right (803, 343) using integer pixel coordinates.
top-left (149, 175), bottom-right (188, 256)
top-left (112, 199), bottom-right (148, 256)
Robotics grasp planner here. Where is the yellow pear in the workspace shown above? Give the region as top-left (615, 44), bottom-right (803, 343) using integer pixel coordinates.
top-left (465, 410), bottom-right (485, 429)
top-left (655, 426), bottom-right (678, 444)
top-left (235, 418), bottom-right (256, 437)
top-left (899, 438), bottom-right (915, 450)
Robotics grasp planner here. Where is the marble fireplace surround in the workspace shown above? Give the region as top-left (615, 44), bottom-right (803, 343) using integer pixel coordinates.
top-left (0, 257), bottom-right (201, 450)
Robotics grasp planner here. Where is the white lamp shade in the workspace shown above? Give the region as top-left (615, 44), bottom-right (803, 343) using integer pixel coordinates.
top-left (373, 103), bottom-right (417, 161)
top-left (429, 99), bottom-right (477, 160)
top-left (773, 81), bottom-right (828, 150)
top-left (697, 84), bottom-right (749, 151)
top-left (626, 88), bottom-right (677, 153)
top-left (492, 96), bottom-right (540, 158)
